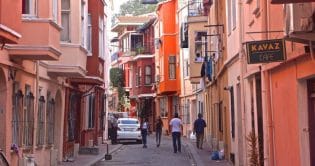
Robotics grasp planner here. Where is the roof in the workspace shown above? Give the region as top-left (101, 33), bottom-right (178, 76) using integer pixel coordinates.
top-left (111, 16), bottom-right (152, 32)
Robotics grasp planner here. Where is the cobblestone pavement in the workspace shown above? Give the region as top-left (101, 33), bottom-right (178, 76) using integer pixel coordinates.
top-left (94, 135), bottom-right (194, 166)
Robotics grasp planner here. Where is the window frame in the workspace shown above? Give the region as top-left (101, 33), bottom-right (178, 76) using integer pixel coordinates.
top-left (22, 0), bottom-right (37, 17)
top-left (46, 98), bottom-right (55, 145)
top-left (12, 82), bottom-right (23, 146)
top-left (87, 14), bottom-right (92, 53)
top-left (144, 66), bottom-right (152, 85)
top-left (169, 55), bottom-right (176, 80)
top-left (61, 0), bottom-right (71, 42)
top-left (23, 86), bottom-right (34, 148)
top-left (37, 96), bottom-right (45, 146)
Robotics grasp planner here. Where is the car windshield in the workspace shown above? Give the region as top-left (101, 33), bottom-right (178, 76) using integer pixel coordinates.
top-left (120, 120), bottom-right (138, 124)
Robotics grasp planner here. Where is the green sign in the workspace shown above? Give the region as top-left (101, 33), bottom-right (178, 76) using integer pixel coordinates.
top-left (246, 39), bottom-right (286, 64)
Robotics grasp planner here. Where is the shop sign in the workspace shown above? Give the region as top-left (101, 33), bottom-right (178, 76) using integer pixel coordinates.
top-left (246, 39), bottom-right (286, 64)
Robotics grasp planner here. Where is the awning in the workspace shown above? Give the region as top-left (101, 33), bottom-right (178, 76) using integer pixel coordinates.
top-left (69, 76), bottom-right (104, 85)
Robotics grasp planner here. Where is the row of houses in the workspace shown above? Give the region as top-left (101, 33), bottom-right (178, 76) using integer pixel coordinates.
top-left (0, 0), bottom-right (112, 165)
top-left (109, 0), bottom-right (315, 165)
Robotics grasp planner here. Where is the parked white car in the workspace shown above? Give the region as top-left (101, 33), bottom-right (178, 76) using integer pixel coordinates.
top-left (117, 118), bottom-right (142, 143)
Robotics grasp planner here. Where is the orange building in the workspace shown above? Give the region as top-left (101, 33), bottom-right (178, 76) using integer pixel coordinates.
top-left (155, 0), bottom-right (181, 133)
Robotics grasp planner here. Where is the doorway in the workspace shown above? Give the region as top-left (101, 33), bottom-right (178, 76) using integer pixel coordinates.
top-left (308, 78), bottom-right (315, 165)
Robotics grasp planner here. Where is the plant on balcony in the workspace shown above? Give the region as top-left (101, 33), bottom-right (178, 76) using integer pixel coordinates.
top-left (246, 131), bottom-right (259, 166)
top-left (110, 68), bottom-right (126, 112)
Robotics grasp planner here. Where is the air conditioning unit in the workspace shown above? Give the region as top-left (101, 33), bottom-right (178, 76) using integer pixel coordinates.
top-left (285, 3), bottom-right (315, 40)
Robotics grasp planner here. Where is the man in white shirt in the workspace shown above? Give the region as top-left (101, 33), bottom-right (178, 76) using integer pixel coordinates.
top-left (169, 112), bottom-right (182, 153)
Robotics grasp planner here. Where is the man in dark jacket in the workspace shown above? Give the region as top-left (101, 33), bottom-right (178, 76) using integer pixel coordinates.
top-left (193, 113), bottom-right (207, 149)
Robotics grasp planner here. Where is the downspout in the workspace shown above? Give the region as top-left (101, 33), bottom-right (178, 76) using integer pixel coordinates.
top-left (34, 61), bottom-right (39, 149)
top-left (238, 0), bottom-right (247, 165)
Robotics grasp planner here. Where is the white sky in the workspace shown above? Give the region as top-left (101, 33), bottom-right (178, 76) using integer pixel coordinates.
top-left (113, 0), bottom-right (128, 13)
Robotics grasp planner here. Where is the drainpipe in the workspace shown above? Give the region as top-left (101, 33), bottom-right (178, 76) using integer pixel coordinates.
top-left (238, 0), bottom-right (247, 165)
top-left (34, 60), bottom-right (39, 149)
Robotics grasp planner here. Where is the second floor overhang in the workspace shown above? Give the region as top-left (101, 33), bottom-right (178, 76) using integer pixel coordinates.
top-left (6, 44), bottom-right (61, 60)
top-left (0, 24), bottom-right (21, 44)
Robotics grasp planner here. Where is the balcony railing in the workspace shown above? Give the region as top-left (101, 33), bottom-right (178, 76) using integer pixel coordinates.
top-left (131, 43), bottom-right (155, 55)
top-left (188, 1), bottom-right (206, 17)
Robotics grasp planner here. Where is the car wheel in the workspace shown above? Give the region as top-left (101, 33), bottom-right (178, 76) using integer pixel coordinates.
top-left (137, 140), bottom-right (142, 144)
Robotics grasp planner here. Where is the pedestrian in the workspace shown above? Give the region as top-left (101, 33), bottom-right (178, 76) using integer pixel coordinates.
top-left (193, 113), bottom-right (207, 149)
top-left (111, 115), bottom-right (118, 144)
top-left (169, 112), bottom-right (182, 153)
top-left (141, 118), bottom-right (149, 148)
top-left (156, 116), bottom-right (163, 147)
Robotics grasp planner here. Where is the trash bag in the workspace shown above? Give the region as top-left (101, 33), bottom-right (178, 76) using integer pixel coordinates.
top-left (218, 149), bottom-right (224, 160)
top-left (211, 151), bottom-right (219, 160)
top-left (190, 132), bottom-right (196, 140)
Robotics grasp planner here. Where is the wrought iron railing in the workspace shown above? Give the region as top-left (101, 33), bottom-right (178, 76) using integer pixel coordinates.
top-left (188, 1), bottom-right (205, 17)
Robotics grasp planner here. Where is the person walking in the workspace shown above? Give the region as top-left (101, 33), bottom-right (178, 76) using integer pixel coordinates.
top-left (111, 115), bottom-right (118, 144)
top-left (193, 113), bottom-right (207, 149)
top-left (169, 112), bottom-right (182, 153)
top-left (141, 118), bottom-right (149, 148)
top-left (156, 116), bottom-right (163, 147)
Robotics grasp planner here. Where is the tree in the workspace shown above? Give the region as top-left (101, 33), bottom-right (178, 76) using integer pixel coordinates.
top-left (119, 0), bottom-right (161, 16)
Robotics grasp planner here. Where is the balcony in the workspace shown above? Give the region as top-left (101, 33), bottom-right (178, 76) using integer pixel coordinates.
top-left (284, 3), bottom-right (315, 43)
top-left (6, 18), bottom-right (62, 60)
top-left (188, 1), bottom-right (207, 17)
top-left (0, 0), bottom-right (21, 44)
top-left (46, 44), bottom-right (88, 77)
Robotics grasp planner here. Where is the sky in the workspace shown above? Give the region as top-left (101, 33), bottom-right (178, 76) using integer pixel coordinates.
top-left (113, 0), bottom-right (128, 14)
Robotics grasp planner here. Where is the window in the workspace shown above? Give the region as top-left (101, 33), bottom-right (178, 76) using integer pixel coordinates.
top-left (227, 0), bottom-right (231, 34)
top-left (87, 14), bottom-right (92, 52)
top-left (81, 1), bottom-right (85, 46)
top-left (136, 67), bottom-right (141, 86)
top-left (46, 98), bottom-right (55, 145)
top-left (37, 96), bottom-right (45, 146)
top-left (22, 0), bottom-right (36, 16)
top-left (61, 0), bottom-right (70, 42)
top-left (52, 0), bottom-right (58, 22)
top-left (12, 82), bottom-right (23, 146)
top-left (232, 0), bottom-right (236, 29)
top-left (68, 93), bottom-right (77, 141)
top-left (219, 101), bottom-right (223, 132)
top-left (169, 56), bottom-right (176, 79)
top-left (184, 59), bottom-right (189, 77)
top-left (99, 17), bottom-right (105, 59)
top-left (230, 86), bottom-right (235, 138)
top-left (160, 97), bottom-right (168, 118)
top-left (145, 66), bottom-right (152, 85)
top-left (87, 94), bottom-right (95, 129)
top-left (24, 85), bottom-right (34, 147)
top-left (194, 31), bottom-right (207, 62)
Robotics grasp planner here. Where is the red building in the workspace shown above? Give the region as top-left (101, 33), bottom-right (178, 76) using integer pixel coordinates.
top-left (111, 15), bottom-right (156, 129)
top-left (62, 0), bottom-right (106, 158)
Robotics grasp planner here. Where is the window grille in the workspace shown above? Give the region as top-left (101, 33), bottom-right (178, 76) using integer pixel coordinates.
top-left (68, 93), bottom-right (77, 141)
top-left (12, 88), bottom-right (23, 146)
top-left (47, 99), bottom-right (55, 145)
top-left (24, 91), bottom-right (34, 147)
top-left (37, 96), bottom-right (45, 146)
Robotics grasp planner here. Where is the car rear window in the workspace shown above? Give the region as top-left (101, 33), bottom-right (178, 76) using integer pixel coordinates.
top-left (120, 120), bottom-right (138, 124)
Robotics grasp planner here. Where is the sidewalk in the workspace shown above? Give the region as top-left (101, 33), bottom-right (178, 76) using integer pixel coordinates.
top-left (58, 141), bottom-right (123, 166)
top-left (182, 137), bottom-right (232, 166)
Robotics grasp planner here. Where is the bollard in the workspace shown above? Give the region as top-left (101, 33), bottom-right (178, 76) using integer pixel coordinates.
top-left (105, 143), bottom-right (112, 160)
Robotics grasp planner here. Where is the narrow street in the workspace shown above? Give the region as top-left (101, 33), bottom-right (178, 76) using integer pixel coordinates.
top-left (95, 135), bottom-right (194, 166)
